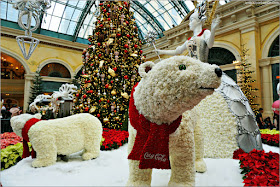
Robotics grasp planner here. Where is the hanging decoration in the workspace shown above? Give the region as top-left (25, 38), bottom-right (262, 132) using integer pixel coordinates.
top-left (12, 0), bottom-right (51, 60)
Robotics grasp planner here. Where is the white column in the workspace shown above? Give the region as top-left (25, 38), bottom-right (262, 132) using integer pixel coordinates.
top-left (23, 73), bottom-right (35, 113)
top-left (260, 59), bottom-right (273, 118)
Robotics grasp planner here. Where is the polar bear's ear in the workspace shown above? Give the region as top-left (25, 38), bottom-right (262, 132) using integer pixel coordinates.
top-left (138, 61), bottom-right (154, 78)
top-left (34, 113), bottom-right (42, 119)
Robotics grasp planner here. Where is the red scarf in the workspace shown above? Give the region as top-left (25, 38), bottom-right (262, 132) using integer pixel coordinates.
top-left (128, 83), bottom-right (181, 169)
top-left (21, 118), bottom-right (41, 159)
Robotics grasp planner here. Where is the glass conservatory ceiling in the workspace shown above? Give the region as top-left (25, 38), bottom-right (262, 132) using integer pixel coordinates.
top-left (1, 0), bottom-right (230, 44)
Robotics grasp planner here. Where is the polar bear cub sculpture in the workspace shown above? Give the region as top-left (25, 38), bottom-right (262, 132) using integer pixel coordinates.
top-left (127, 56), bottom-right (222, 186)
top-left (11, 113), bottom-right (102, 168)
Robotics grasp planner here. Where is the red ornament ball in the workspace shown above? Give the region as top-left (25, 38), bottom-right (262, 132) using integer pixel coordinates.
top-left (113, 67), bottom-right (117, 71)
top-left (107, 4), bottom-right (110, 7)
top-left (83, 94), bottom-right (87, 99)
top-left (99, 3), bottom-right (103, 6)
top-left (103, 9), bottom-right (107, 13)
top-left (85, 107), bottom-right (89, 112)
top-left (99, 99), bottom-right (101, 103)
top-left (124, 75), bottom-right (128, 79)
top-left (117, 33), bottom-right (121, 37)
top-left (107, 100), bottom-right (110, 103)
top-left (124, 44), bottom-right (129, 48)
top-left (126, 34), bottom-right (130, 38)
top-left (124, 50), bottom-right (128, 53)
top-left (90, 63), bottom-right (94, 66)
top-left (140, 50), bottom-right (143, 54)
top-left (126, 21), bottom-right (129, 25)
top-left (98, 54), bottom-right (102, 57)
top-left (107, 13), bottom-right (110, 16)
top-left (97, 114), bottom-right (101, 117)
top-left (76, 93), bottom-right (79, 97)
top-left (97, 43), bottom-right (101, 46)
top-left (107, 18), bottom-right (111, 21)
top-left (110, 80), bottom-right (114, 83)
top-left (105, 84), bottom-right (109, 88)
top-left (100, 24), bottom-right (103, 27)
top-left (119, 7), bottom-right (122, 10)
top-left (134, 44), bottom-right (138, 48)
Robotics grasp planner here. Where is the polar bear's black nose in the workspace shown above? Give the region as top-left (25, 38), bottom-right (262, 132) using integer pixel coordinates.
top-left (215, 68), bottom-right (222, 77)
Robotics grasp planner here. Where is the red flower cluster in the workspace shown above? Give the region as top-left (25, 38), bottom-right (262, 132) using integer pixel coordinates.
top-left (233, 149), bottom-right (279, 186)
top-left (261, 134), bottom-right (279, 147)
top-left (101, 128), bottom-right (129, 150)
top-left (1, 132), bottom-right (23, 149)
top-left (233, 148), bottom-right (245, 159)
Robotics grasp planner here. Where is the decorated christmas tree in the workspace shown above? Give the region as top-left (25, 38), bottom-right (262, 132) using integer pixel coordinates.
top-left (29, 71), bottom-right (43, 104)
top-left (236, 45), bottom-right (259, 113)
top-left (72, 1), bottom-right (143, 130)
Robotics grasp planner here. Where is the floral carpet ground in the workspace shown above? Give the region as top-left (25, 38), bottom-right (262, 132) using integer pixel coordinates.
top-left (1, 144), bottom-right (278, 186)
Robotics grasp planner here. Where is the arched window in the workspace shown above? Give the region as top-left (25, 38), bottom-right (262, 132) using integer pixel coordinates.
top-left (268, 35), bottom-right (279, 57)
top-left (1, 53), bottom-right (25, 79)
top-left (208, 47), bottom-right (237, 82)
top-left (40, 63), bottom-right (71, 78)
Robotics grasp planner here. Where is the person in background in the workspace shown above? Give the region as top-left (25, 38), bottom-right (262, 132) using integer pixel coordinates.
top-left (264, 117), bottom-right (273, 130)
top-left (273, 113), bottom-right (279, 130)
top-left (256, 108), bottom-right (266, 129)
top-left (9, 104), bottom-right (22, 118)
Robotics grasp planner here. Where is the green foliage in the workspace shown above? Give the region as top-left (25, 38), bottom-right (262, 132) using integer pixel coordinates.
top-left (72, 1), bottom-right (143, 130)
top-left (100, 137), bottom-right (105, 146)
top-left (1, 143), bottom-right (31, 170)
top-left (236, 45), bottom-right (259, 113)
top-left (28, 71), bottom-right (43, 107)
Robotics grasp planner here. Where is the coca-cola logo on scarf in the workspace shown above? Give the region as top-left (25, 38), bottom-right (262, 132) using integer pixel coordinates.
top-left (144, 152), bottom-right (167, 162)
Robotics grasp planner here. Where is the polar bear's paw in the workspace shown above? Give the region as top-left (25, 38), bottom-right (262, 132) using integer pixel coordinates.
top-left (32, 159), bottom-right (56, 168)
top-left (195, 159), bottom-right (207, 173)
top-left (82, 152), bottom-right (99, 160)
top-left (168, 181), bottom-right (194, 187)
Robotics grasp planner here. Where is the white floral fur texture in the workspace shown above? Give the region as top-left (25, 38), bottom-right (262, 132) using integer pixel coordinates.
top-left (195, 91), bottom-right (239, 158)
top-left (10, 113), bottom-right (102, 168)
top-left (134, 55), bottom-right (221, 125)
top-left (127, 56), bottom-right (221, 186)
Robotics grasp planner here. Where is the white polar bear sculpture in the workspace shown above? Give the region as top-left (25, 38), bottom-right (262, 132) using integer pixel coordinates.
top-left (127, 56), bottom-right (222, 186)
top-left (10, 113), bottom-right (102, 168)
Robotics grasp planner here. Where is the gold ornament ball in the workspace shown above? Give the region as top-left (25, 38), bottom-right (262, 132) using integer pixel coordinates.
top-left (103, 118), bottom-right (109, 123)
top-left (79, 104), bottom-right (83, 108)
top-left (111, 90), bottom-right (117, 95)
top-left (115, 116), bottom-right (120, 121)
top-left (73, 99), bottom-right (77, 103)
top-left (103, 105), bottom-right (107, 109)
top-left (100, 98), bottom-right (104, 102)
top-left (108, 85), bottom-right (112, 89)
